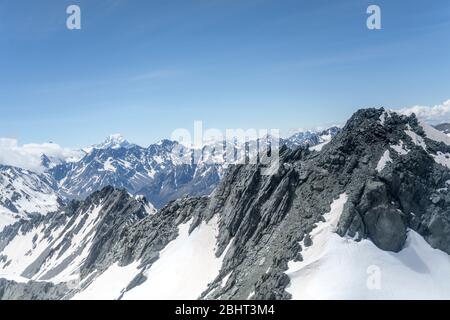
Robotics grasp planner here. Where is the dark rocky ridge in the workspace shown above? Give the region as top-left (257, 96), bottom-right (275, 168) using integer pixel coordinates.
top-left (165, 108), bottom-right (450, 299)
top-left (68, 108), bottom-right (450, 299)
top-left (48, 130), bottom-right (340, 210)
top-left (0, 187), bottom-right (150, 299)
top-left (1, 108), bottom-right (450, 300)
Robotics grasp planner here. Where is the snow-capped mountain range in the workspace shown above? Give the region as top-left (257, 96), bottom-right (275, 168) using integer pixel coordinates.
top-left (0, 128), bottom-right (341, 232)
top-left (2, 109), bottom-right (450, 299)
top-left (50, 137), bottom-right (227, 209)
top-left (282, 126), bottom-right (341, 149)
top-left (50, 129), bottom-right (341, 209)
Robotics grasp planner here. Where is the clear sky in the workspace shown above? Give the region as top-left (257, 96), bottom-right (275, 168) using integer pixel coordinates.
top-left (1, 0), bottom-right (449, 147)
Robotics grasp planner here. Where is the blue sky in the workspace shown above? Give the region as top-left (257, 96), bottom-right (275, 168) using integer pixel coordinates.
top-left (0, 0), bottom-right (449, 147)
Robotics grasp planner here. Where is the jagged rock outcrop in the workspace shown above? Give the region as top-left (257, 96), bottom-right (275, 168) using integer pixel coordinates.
top-left (1, 108), bottom-right (450, 300)
top-left (0, 279), bottom-right (68, 300)
top-left (49, 130), bottom-right (340, 210)
top-left (78, 108), bottom-right (450, 300)
top-left (0, 186), bottom-right (154, 299)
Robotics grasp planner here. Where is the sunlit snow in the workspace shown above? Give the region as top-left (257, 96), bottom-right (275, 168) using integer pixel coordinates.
top-left (376, 150), bottom-right (392, 172)
top-left (122, 216), bottom-right (228, 300)
top-left (286, 193), bottom-right (450, 300)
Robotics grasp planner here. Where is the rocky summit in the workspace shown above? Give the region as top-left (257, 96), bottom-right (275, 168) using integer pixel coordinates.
top-left (1, 108), bottom-right (450, 300)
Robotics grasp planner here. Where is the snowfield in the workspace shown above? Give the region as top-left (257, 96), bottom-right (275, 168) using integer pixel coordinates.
top-left (72, 262), bottom-right (141, 300)
top-left (390, 140), bottom-right (409, 155)
top-left (73, 216), bottom-right (231, 300)
top-left (0, 165), bottom-right (60, 231)
top-left (376, 150), bottom-right (392, 172)
top-left (0, 203), bottom-right (106, 284)
top-left (0, 212), bottom-right (17, 232)
top-left (286, 194), bottom-right (450, 300)
top-left (122, 216), bottom-right (228, 300)
top-left (420, 121), bottom-right (450, 146)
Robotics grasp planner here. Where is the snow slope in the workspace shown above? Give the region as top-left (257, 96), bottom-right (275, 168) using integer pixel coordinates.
top-left (72, 216), bottom-right (230, 300)
top-left (285, 194), bottom-right (450, 300)
top-left (0, 214), bottom-right (16, 233)
top-left (0, 204), bottom-right (105, 283)
top-left (72, 261), bottom-right (141, 300)
top-left (376, 150), bottom-right (392, 172)
top-left (420, 121), bottom-right (450, 146)
top-left (122, 216), bottom-right (228, 300)
top-left (0, 165), bottom-right (59, 231)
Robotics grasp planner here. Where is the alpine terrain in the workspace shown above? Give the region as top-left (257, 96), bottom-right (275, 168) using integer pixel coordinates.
top-left (1, 109), bottom-right (450, 299)
top-left (49, 130), bottom-right (339, 209)
top-left (0, 165), bottom-right (61, 232)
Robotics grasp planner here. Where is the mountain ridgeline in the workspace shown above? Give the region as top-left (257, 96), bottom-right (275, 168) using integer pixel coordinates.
top-left (48, 129), bottom-right (339, 210)
top-left (1, 108), bottom-right (450, 300)
top-left (49, 139), bottom-right (221, 209)
top-left (0, 128), bottom-right (339, 234)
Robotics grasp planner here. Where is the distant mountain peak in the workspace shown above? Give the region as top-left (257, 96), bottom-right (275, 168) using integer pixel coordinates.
top-left (94, 134), bottom-right (132, 150)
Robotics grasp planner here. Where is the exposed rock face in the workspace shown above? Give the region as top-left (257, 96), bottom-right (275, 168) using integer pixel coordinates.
top-left (81, 196), bottom-right (209, 279)
top-left (1, 129), bottom-right (341, 233)
top-left (332, 110), bottom-right (450, 253)
top-left (0, 279), bottom-right (68, 300)
top-left (184, 108), bottom-right (450, 299)
top-left (88, 109), bottom-right (450, 299)
top-left (1, 108), bottom-right (450, 300)
top-left (49, 130), bottom-right (340, 210)
top-left (0, 187), bottom-right (152, 291)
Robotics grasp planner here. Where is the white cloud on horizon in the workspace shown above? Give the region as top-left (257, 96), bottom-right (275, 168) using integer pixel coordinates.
top-left (396, 100), bottom-right (450, 124)
top-left (0, 138), bottom-right (84, 173)
top-left (2, 99), bottom-right (449, 173)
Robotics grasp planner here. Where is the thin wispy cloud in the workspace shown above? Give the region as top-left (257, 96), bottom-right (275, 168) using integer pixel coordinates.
top-left (31, 69), bottom-right (181, 95)
top-left (131, 69), bottom-right (181, 82)
top-left (274, 39), bottom-right (419, 73)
